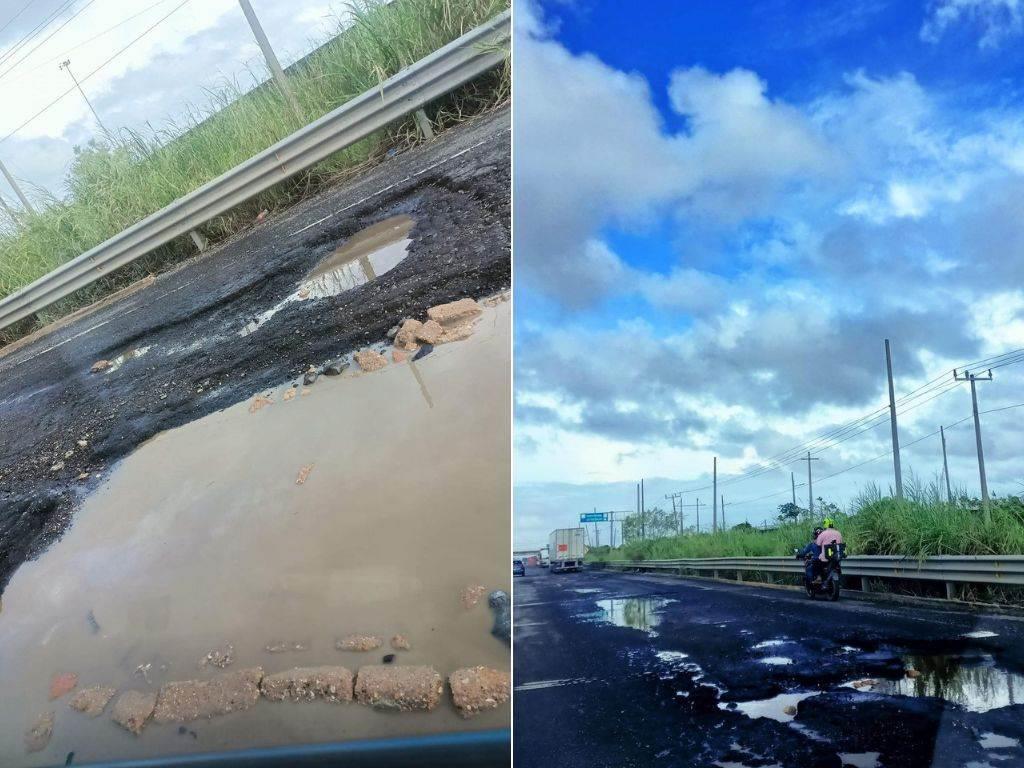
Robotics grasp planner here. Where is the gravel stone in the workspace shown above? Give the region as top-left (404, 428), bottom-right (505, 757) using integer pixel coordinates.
top-left (336, 634), bottom-right (383, 652)
top-left (260, 666), bottom-right (353, 703)
top-left (449, 666), bottom-right (511, 718)
top-left (68, 686), bottom-right (117, 717)
top-left (354, 349), bottom-right (388, 372)
top-left (111, 690), bottom-right (157, 735)
top-left (427, 298), bottom-right (483, 326)
top-left (24, 711), bottom-right (54, 753)
top-left (152, 667), bottom-right (263, 723)
top-left (354, 665), bottom-right (443, 711)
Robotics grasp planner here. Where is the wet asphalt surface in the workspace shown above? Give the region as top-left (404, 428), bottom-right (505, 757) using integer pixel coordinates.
top-left (0, 108), bottom-right (510, 592)
top-left (513, 569), bottom-right (1024, 768)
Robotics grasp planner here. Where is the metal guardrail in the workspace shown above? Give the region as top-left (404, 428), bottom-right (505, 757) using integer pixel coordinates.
top-left (603, 555), bottom-right (1024, 587)
top-left (0, 11), bottom-right (510, 332)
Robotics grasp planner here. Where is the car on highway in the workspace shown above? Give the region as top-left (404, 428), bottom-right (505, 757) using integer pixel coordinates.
top-left (513, 558), bottom-right (526, 576)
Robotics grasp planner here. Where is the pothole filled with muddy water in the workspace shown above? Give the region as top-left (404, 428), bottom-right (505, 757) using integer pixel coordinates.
top-left (0, 297), bottom-right (510, 765)
top-left (242, 215), bottom-right (415, 336)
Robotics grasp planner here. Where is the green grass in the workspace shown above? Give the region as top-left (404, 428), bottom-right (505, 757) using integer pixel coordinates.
top-left (589, 483), bottom-right (1024, 562)
top-left (0, 0), bottom-right (509, 344)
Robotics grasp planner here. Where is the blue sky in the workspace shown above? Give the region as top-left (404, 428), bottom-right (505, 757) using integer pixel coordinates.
top-left (513, 0), bottom-right (1024, 548)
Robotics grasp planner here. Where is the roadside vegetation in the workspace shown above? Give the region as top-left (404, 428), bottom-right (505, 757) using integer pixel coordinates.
top-left (588, 478), bottom-right (1024, 562)
top-left (0, 0), bottom-right (510, 344)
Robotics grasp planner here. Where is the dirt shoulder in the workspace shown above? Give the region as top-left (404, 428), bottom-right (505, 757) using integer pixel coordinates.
top-left (0, 108), bottom-right (510, 592)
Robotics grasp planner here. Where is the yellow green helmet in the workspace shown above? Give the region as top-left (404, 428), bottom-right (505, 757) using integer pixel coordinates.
top-left (822, 517), bottom-right (835, 529)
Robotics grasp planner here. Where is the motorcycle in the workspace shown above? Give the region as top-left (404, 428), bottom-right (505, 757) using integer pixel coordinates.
top-left (794, 542), bottom-right (843, 601)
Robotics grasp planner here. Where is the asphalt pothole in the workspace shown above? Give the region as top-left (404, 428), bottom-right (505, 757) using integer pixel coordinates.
top-left (720, 691), bottom-right (816, 722)
top-left (241, 214), bottom-right (415, 337)
top-left (838, 752), bottom-right (882, 768)
top-left (586, 598), bottom-right (675, 635)
top-left (848, 653), bottom-right (1024, 713)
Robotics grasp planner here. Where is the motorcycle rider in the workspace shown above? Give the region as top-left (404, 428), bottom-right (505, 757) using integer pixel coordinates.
top-left (815, 517), bottom-right (846, 567)
top-left (796, 526), bottom-right (824, 585)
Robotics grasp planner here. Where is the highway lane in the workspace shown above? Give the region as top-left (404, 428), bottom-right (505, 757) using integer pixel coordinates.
top-left (512, 568), bottom-right (1024, 768)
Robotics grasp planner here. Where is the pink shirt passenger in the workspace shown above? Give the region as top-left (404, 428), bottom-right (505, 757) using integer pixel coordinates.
top-left (815, 528), bottom-right (843, 561)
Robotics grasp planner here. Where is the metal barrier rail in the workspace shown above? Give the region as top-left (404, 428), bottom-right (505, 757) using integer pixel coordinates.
top-left (0, 11), bottom-right (511, 332)
top-left (602, 555), bottom-right (1024, 587)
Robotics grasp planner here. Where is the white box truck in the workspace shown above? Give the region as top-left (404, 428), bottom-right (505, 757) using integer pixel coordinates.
top-left (548, 528), bottom-right (586, 573)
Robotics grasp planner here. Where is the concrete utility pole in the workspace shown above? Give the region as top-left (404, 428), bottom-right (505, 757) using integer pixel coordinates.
top-left (940, 425), bottom-right (952, 503)
top-left (665, 492), bottom-right (683, 535)
top-left (720, 495), bottom-right (726, 530)
top-left (712, 457), bottom-right (718, 533)
top-left (885, 339), bottom-right (904, 499)
top-left (636, 483), bottom-right (642, 540)
top-left (954, 368), bottom-right (993, 519)
top-left (640, 478), bottom-right (645, 538)
top-left (678, 498), bottom-right (703, 533)
top-left (60, 59), bottom-right (108, 135)
top-left (0, 158), bottom-right (35, 214)
top-left (791, 472), bottom-right (796, 506)
top-left (797, 452), bottom-right (820, 516)
top-left (237, 0), bottom-right (303, 120)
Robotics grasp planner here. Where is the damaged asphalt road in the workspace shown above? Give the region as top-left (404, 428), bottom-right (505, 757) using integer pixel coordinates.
top-left (513, 569), bottom-right (1024, 768)
top-left (0, 109), bottom-right (510, 592)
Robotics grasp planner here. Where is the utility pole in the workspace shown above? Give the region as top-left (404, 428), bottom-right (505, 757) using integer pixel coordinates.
top-left (678, 499), bottom-right (703, 533)
top-left (712, 456), bottom-right (718, 533)
top-left (791, 472), bottom-right (796, 506)
top-left (885, 339), bottom-right (904, 499)
top-left (720, 495), bottom-right (726, 530)
top-left (0, 158), bottom-right (35, 214)
top-left (954, 368), bottom-right (993, 519)
top-left (60, 59), bottom-right (108, 135)
top-left (237, 0), bottom-right (303, 120)
top-left (797, 452), bottom-right (820, 516)
top-left (666, 492), bottom-right (683, 534)
top-left (641, 478), bottom-right (645, 539)
top-left (940, 425), bottom-right (952, 503)
top-left (636, 483), bottom-right (642, 540)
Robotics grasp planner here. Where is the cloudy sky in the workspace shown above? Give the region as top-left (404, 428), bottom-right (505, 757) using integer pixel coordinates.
top-left (513, 0), bottom-right (1024, 549)
top-left (0, 0), bottom-right (346, 199)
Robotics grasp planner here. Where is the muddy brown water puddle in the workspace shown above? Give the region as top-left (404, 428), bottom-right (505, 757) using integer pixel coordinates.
top-left (242, 215), bottom-right (414, 337)
top-left (0, 299), bottom-right (509, 765)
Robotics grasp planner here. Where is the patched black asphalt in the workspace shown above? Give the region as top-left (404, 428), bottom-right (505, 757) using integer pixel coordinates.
top-left (513, 569), bottom-right (1024, 768)
top-left (0, 109), bottom-right (510, 591)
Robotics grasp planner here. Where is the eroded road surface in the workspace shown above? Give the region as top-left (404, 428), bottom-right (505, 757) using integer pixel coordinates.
top-left (513, 569), bottom-right (1024, 768)
top-left (0, 110), bottom-right (510, 763)
top-left (0, 109), bottom-right (510, 590)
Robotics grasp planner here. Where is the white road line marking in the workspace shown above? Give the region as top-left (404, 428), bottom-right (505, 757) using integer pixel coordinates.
top-left (514, 678), bottom-right (594, 692)
top-left (288, 130), bottom-right (509, 238)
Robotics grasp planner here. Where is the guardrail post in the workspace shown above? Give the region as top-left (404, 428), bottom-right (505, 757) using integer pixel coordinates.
top-left (189, 230), bottom-right (209, 252)
top-left (413, 109), bottom-right (435, 140)
top-left (736, 570), bottom-right (744, 583)
top-left (945, 581), bottom-right (958, 601)
top-left (713, 569), bottom-right (719, 579)
top-left (861, 578), bottom-right (871, 593)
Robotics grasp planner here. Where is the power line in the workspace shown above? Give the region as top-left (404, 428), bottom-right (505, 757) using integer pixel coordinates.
top-left (981, 401), bottom-right (1024, 416)
top-left (0, 0), bottom-right (35, 39)
top-left (0, 0), bottom-right (76, 70)
top-left (14, 0), bottom-right (176, 79)
top-left (675, 348), bottom-right (1024, 497)
top-left (0, 0), bottom-right (98, 84)
top-left (0, 0), bottom-right (193, 144)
